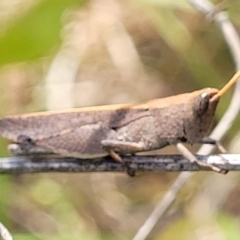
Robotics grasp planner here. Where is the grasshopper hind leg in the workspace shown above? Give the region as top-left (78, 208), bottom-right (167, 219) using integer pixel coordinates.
top-left (8, 143), bottom-right (54, 157)
top-left (8, 135), bottom-right (54, 157)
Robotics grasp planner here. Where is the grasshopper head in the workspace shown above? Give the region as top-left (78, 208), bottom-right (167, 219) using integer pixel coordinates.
top-left (184, 88), bottom-right (220, 143)
top-left (193, 88), bottom-right (220, 118)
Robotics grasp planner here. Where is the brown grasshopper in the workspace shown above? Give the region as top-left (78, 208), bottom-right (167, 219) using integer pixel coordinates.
top-left (0, 71), bottom-right (239, 174)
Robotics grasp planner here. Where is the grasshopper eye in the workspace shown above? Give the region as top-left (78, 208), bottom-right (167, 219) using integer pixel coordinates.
top-left (193, 92), bottom-right (210, 116)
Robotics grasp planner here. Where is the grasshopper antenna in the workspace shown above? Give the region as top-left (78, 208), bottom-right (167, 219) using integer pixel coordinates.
top-left (210, 70), bottom-right (240, 102)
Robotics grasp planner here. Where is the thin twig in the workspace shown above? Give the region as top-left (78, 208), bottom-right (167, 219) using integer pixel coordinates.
top-left (0, 222), bottom-right (13, 240)
top-left (132, 1), bottom-right (240, 239)
top-left (0, 154), bottom-right (240, 174)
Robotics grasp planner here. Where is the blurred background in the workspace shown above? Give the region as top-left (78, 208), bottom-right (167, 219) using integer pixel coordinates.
top-left (0, 0), bottom-right (240, 239)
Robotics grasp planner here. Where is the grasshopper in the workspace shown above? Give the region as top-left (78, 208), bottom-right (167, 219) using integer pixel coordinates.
top-left (0, 71), bottom-right (239, 174)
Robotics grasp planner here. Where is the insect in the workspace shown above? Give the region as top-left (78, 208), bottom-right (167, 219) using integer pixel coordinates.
top-left (0, 71), bottom-right (239, 174)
